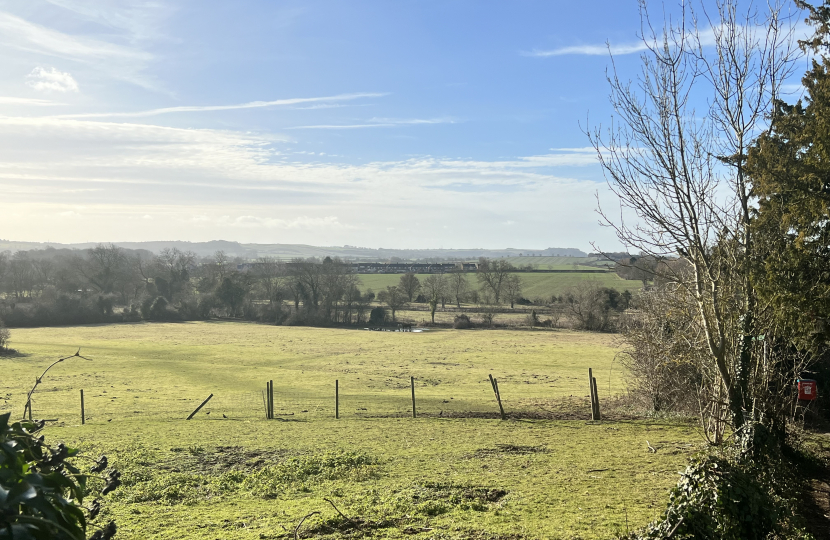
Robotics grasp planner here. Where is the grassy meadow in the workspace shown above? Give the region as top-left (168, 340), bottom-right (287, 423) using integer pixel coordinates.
top-left (359, 272), bottom-right (643, 301)
top-left (1, 323), bottom-right (699, 539)
top-left (497, 256), bottom-right (613, 270)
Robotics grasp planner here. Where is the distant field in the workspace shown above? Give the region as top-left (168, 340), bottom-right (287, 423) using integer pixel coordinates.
top-left (499, 256), bottom-right (612, 269)
top-left (1, 323), bottom-right (698, 539)
top-left (360, 272), bottom-right (643, 300)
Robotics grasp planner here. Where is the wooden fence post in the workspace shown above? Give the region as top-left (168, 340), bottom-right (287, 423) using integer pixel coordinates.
top-left (80, 389), bottom-right (85, 425)
top-left (592, 376), bottom-right (601, 421)
top-left (411, 376), bottom-right (416, 418)
top-left (265, 382), bottom-right (270, 419)
top-left (336, 380), bottom-right (339, 419)
top-left (589, 368), bottom-right (597, 420)
top-left (269, 380), bottom-right (274, 420)
top-left (186, 393), bottom-right (213, 420)
top-left (489, 374), bottom-right (506, 420)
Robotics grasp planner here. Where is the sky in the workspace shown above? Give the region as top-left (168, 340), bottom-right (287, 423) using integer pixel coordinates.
top-left (0, 0), bottom-right (810, 251)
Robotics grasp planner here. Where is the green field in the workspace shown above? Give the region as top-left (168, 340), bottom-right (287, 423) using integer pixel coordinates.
top-left (1, 323), bottom-right (698, 539)
top-left (359, 272), bottom-right (643, 300)
top-left (499, 256), bottom-right (613, 270)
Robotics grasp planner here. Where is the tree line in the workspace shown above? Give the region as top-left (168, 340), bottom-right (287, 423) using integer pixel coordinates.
top-left (4, 247), bottom-right (621, 328)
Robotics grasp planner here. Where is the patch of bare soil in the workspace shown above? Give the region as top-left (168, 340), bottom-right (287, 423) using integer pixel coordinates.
top-left (804, 477), bottom-right (830, 538)
top-left (801, 435), bottom-right (830, 538)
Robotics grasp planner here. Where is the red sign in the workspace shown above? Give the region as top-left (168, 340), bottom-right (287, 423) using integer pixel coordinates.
top-left (798, 379), bottom-right (817, 401)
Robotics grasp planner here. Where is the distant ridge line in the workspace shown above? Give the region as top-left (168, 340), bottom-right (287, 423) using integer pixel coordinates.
top-left (0, 239), bottom-right (588, 260)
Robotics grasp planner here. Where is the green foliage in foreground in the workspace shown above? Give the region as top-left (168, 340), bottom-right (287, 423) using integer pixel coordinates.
top-left (0, 412), bottom-right (117, 540)
top-left (626, 429), bottom-right (813, 540)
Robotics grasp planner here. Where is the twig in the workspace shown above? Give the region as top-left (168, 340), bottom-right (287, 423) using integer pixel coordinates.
top-left (293, 511), bottom-right (320, 540)
top-left (23, 349), bottom-right (92, 420)
top-left (666, 516), bottom-right (684, 538)
top-left (586, 468), bottom-right (610, 473)
top-left (646, 440), bottom-right (657, 453)
top-left (323, 498), bottom-right (362, 529)
top-left (624, 498), bottom-right (629, 534)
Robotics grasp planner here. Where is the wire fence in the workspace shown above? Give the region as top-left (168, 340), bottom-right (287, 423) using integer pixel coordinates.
top-left (1, 373), bottom-right (607, 426)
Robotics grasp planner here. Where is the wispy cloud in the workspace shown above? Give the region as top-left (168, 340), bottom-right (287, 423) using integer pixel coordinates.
top-left (289, 117), bottom-right (455, 129)
top-left (0, 96), bottom-right (61, 106)
top-left (219, 215), bottom-right (347, 230)
top-left (523, 42), bottom-right (647, 57)
top-left (0, 11), bottom-right (151, 62)
top-left (0, 10), bottom-right (157, 90)
top-left (52, 92), bottom-right (389, 119)
top-left (290, 103), bottom-right (357, 110)
top-left (27, 67), bottom-right (79, 92)
top-left (527, 19), bottom-right (811, 59)
top-left (0, 114), bottom-right (607, 247)
top-left (43, 0), bottom-right (175, 44)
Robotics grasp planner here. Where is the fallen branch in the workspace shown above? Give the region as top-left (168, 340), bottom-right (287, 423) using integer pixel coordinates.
top-left (293, 511), bottom-right (320, 540)
top-left (323, 498), bottom-right (362, 530)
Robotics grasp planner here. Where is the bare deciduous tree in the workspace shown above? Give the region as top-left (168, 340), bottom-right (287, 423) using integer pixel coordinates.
top-left (589, 0), bottom-right (799, 435)
top-left (448, 268), bottom-right (470, 308)
top-left (502, 274), bottom-right (523, 309)
top-left (476, 258), bottom-right (513, 304)
top-left (422, 274), bottom-right (448, 323)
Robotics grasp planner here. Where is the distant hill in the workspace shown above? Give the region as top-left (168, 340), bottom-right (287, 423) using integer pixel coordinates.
top-left (0, 239), bottom-right (587, 261)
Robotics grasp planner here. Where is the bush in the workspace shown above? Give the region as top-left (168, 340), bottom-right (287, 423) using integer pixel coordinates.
top-left (241, 300), bottom-right (260, 321)
top-left (452, 314), bottom-right (472, 329)
top-left (142, 296), bottom-right (179, 322)
top-left (197, 294), bottom-right (217, 319)
top-left (563, 283), bottom-right (624, 332)
top-left (625, 433), bottom-right (810, 540)
top-left (260, 303), bottom-right (287, 325)
top-left (122, 305), bottom-right (142, 322)
top-left (368, 306), bottom-right (386, 325)
top-left (95, 295), bottom-right (116, 316)
top-left (177, 297), bottom-right (201, 320)
top-left (0, 295), bottom-right (119, 328)
top-left (617, 287), bottom-right (702, 414)
top-left (0, 412), bottom-right (119, 539)
top-left (283, 311), bottom-right (307, 326)
top-left (0, 320), bottom-right (9, 352)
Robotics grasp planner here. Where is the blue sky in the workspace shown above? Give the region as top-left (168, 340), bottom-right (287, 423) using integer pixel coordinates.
top-left (0, 1), bottom-right (808, 250)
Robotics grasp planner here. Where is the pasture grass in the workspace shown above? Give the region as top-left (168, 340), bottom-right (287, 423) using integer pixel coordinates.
top-left (498, 256), bottom-right (613, 270)
top-left (359, 273), bottom-right (642, 301)
top-left (1, 323), bottom-right (699, 539)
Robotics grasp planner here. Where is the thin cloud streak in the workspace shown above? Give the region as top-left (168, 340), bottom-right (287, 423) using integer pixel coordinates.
top-left (0, 96), bottom-right (61, 106)
top-left (290, 118), bottom-right (455, 129)
top-left (0, 11), bottom-right (151, 61)
top-left (526, 19), bottom-right (810, 58)
top-left (51, 92), bottom-right (389, 118)
top-left (524, 42), bottom-right (648, 57)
